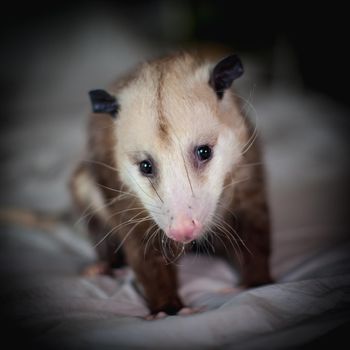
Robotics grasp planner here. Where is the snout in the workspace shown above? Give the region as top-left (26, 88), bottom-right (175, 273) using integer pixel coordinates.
top-left (168, 218), bottom-right (202, 243)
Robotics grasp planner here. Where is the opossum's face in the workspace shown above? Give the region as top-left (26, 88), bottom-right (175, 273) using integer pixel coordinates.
top-left (113, 54), bottom-right (246, 243)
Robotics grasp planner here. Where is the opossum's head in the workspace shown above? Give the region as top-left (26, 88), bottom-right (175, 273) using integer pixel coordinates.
top-left (90, 53), bottom-right (248, 243)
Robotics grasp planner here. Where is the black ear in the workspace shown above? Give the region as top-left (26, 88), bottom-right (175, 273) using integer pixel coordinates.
top-left (209, 54), bottom-right (244, 99)
top-left (88, 89), bottom-right (119, 117)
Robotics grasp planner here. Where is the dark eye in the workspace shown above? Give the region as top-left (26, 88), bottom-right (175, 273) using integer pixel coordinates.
top-left (139, 160), bottom-right (153, 176)
top-left (196, 145), bottom-right (212, 162)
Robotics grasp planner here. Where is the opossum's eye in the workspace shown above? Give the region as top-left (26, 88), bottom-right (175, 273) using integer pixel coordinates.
top-left (195, 145), bottom-right (212, 162)
top-left (139, 160), bottom-right (154, 176)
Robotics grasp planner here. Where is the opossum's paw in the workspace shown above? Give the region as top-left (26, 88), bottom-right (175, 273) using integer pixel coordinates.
top-left (178, 307), bottom-right (203, 315)
top-left (82, 262), bottom-right (110, 277)
top-left (145, 297), bottom-right (183, 320)
top-left (145, 306), bottom-right (204, 320)
top-left (145, 311), bottom-right (168, 320)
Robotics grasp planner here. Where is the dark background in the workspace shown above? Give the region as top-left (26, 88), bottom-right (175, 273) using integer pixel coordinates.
top-left (1, 1), bottom-right (349, 109)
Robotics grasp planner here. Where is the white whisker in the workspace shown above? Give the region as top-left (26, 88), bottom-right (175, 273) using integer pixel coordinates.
top-left (113, 221), bottom-right (143, 254)
top-left (93, 210), bottom-right (150, 249)
top-left (74, 197), bottom-right (117, 226)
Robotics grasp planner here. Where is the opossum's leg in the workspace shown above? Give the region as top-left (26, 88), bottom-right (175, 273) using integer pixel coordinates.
top-left (232, 171), bottom-right (273, 287)
top-left (70, 164), bottom-right (125, 273)
top-left (86, 215), bottom-right (126, 272)
top-left (145, 306), bottom-right (204, 320)
top-left (122, 235), bottom-right (184, 315)
top-left (235, 205), bottom-right (273, 287)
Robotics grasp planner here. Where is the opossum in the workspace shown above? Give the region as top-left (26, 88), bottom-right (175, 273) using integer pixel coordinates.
top-left (70, 51), bottom-right (272, 316)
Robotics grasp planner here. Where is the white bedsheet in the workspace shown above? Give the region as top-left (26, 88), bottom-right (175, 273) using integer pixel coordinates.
top-left (1, 222), bottom-right (349, 349)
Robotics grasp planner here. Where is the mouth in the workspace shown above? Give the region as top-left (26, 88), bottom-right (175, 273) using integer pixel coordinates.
top-left (172, 236), bottom-right (197, 245)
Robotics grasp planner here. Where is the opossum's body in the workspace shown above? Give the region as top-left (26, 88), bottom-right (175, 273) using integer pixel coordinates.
top-left (70, 51), bottom-right (272, 315)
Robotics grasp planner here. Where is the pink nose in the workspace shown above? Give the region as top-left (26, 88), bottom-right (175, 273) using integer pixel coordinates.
top-left (169, 219), bottom-right (201, 243)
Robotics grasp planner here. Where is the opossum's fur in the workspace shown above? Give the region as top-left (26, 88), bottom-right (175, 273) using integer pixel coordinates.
top-left (70, 51), bottom-right (272, 315)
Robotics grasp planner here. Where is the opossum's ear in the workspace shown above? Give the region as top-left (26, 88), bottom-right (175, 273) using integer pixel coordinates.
top-left (88, 89), bottom-right (119, 118)
top-left (209, 54), bottom-right (244, 99)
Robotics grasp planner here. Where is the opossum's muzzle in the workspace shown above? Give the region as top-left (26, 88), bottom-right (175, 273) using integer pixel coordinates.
top-left (167, 218), bottom-right (202, 243)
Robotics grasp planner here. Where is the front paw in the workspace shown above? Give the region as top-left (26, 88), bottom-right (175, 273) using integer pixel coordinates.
top-left (150, 296), bottom-right (184, 316)
top-left (145, 307), bottom-right (202, 320)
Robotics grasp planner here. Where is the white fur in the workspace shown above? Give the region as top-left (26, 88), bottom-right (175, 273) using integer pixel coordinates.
top-left (113, 54), bottom-right (246, 239)
top-left (74, 168), bottom-right (110, 222)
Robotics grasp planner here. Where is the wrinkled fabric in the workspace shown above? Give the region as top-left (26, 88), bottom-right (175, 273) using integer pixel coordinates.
top-left (1, 223), bottom-right (349, 349)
